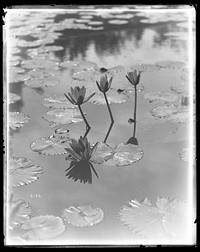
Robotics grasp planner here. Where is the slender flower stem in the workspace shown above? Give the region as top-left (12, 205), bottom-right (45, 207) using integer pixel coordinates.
top-left (78, 105), bottom-right (91, 130)
top-left (83, 126), bottom-right (91, 139)
top-left (133, 85), bottom-right (137, 137)
top-left (103, 93), bottom-right (114, 123)
top-left (103, 121), bottom-right (114, 143)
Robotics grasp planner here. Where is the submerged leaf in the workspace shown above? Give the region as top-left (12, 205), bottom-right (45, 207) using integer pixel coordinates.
top-left (89, 89), bottom-right (128, 105)
top-left (119, 197), bottom-right (192, 240)
top-left (30, 135), bottom-right (71, 156)
top-left (144, 92), bottom-right (179, 103)
top-left (42, 109), bottom-right (83, 127)
top-left (62, 205), bottom-right (104, 227)
top-left (21, 215), bottom-right (65, 240)
top-left (131, 64), bottom-right (160, 72)
top-left (9, 157), bottom-right (43, 187)
top-left (9, 112), bottom-right (30, 130)
top-left (8, 194), bottom-right (32, 229)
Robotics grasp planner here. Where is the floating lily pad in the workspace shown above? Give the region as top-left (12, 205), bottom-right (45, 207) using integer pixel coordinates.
top-left (41, 45), bottom-right (64, 52)
top-left (155, 61), bottom-right (186, 70)
top-left (21, 215), bottom-right (65, 240)
top-left (72, 69), bottom-right (95, 81)
top-left (90, 142), bottom-right (114, 164)
top-left (166, 109), bottom-right (190, 123)
top-left (151, 105), bottom-right (178, 119)
top-left (30, 135), bottom-right (71, 156)
top-left (144, 92), bottom-right (179, 103)
top-left (119, 197), bottom-right (191, 240)
top-left (9, 157), bottom-right (43, 187)
top-left (59, 60), bottom-right (79, 69)
top-left (170, 82), bottom-right (189, 94)
top-left (8, 93), bottom-right (21, 104)
top-left (131, 64), bottom-right (160, 72)
top-left (113, 14), bottom-right (134, 19)
top-left (9, 112), bottom-right (30, 130)
top-left (89, 89), bottom-right (128, 105)
top-left (111, 143), bottom-right (144, 167)
top-left (42, 109), bottom-right (83, 128)
top-left (91, 142), bottom-right (144, 167)
top-left (88, 21), bottom-right (103, 25)
top-left (76, 61), bottom-right (98, 71)
top-left (108, 20), bottom-right (128, 25)
top-left (21, 59), bottom-right (59, 69)
top-left (43, 95), bottom-right (76, 109)
top-left (27, 69), bottom-right (59, 79)
top-left (107, 65), bottom-right (125, 75)
top-left (8, 194), bottom-right (32, 229)
top-left (9, 73), bottom-right (31, 83)
top-left (62, 205), bottom-right (104, 227)
top-left (24, 76), bottom-right (59, 88)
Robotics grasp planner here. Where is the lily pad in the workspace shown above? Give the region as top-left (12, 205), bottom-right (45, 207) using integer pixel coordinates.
top-left (166, 109), bottom-right (190, 123)
top-left (21, 215), bottom-right (65, 240)
top-left (155, 61), bottom-right (186, 70)
top-left (24, 76), bottom-right (59, 88)
top-left (108, 19), bottom-right (128, 25)
top-left (88, 21), bottom-right (103, 25)
top-left (30, 135), bottom-right (71, 156)
top-left (43, 95), bottom-right (76, 109)
top-left (89, 89), bottom-right (128, 105)
top-left (131, 64), bottom-right (160, 72)
top-left (72, 69), bottom-right (95, 81)
top-left (27, 69), bottom-right (59, 79)
top-left (119, 197), bottom-right (192, 240)
top-left (9, 73), bottom-right (31, 83)
top-left (76, 61), bottom-right (98, 71)
top-left (91, 142), bottom-right (144, 167)
top-left (59, 60), bottom-right (79, 69)
top-left (21, 59), bottom-right (59, 69)
top-left (42, 109), bottom-right (83, 128)
top-left (9, 157), bottom-right (43, 187)
top-left (151, 105), bottom-right (178, 119)
top-left (9, 112), bottom-right (30, 130)
top-left (170, 82), bottom-right (189, 94)
top-left (8, 194), bottom-right (32, 229)
top-left (144, 92), bottom-right (179, 103)
top-left (8, 93), bottom-right (21, 104)
top-left (62, 205), bottom-right (104, 227)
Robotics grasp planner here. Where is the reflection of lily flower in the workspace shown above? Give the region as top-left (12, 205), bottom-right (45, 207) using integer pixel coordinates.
top-left (96, 75), bottom-right (113, 93)
top-left (64, 86), bottom-right (95, 129)
top-left (65, 137), bottom-right (99, 184)
top-left (64, 86), bottom-right (95, 106)
top-left (126, 71), bottom-right (141, 86)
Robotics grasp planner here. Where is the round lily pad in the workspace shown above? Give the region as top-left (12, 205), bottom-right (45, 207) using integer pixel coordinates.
top-left (88, 21), bottom-right (103, 25)
top-left (21, 215), bottom-right (65, 240)
top-left (131, 64), bottom-right (160, 72)
top-left (42, 109), bottom-right (83, 128)
top-left (8, 93), bottom-right (21, 104)
top-left (170, 82), bottom-right (189, 94)
top-left (151, 105), bottom-right (178, 119)
top-left (108, 20), bottom-right (128, 25)
top-left (72, 69), bottom-right (95, 81)
top-left (59, 60), bottom-right (79, 69)
top-left (90, 142), bottom-right (114, 164)
top-left (9, 112), bottom-right (30, 130)
top-left (166, 109), bottom-right (190, 123)
top-left (43, 95), bottom-right (76, 109)
top-left (24, 76), bottom-right (59, 88)
top-left (9, 157), bottom-right (43, 187)
top-left (89, 89), bottom-right (128, 105)
top-left (119, 197), bottom-right (192, 240)
top-left (8, 194), bottom-right (32, 229)
top-left (144, 92), bottom-right (179, 103)
top-left (155, 61), bottom-right (186, 70)
top-left (112, 143), bottom-right (144, 167)
top-left (76, 61), bottom-right (98, 71)
top-left (27, 69), bottom-right (59, 79)
top-left (30, 135), bottom-right (71, 156)
top-left (62, 205), bottom-right (104, 227)
top-left (9, 73), bottom-right (31, 83)
top-left (21, 59), bottom-right (59, 69)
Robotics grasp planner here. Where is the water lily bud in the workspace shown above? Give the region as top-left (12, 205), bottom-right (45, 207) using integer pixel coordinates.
top-left (96, 75), bottom-right (113, 93)
top-left (126, 70), bottom-right (141, 86)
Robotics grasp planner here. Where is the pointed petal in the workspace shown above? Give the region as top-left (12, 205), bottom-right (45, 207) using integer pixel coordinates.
top-left (83, 92), bottom-right (96, 104)
top-left (65, 148), bottom-right (82, 161)
top-left (64, 93), bottom-right (75, 104)
top-left (126, 75), bottom-right (132, 84)
top-left (96, 81), bottom-right (102, 92)
top-left (68, 92), bottom-right (77, 104)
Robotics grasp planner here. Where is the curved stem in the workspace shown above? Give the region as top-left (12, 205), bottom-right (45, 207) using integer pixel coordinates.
top-left (83, 126), bottom-right (91, 139)
top-left (103, 93), bottom-right (114, 123)
top-left (78, 105), bottom-right (91, 130)
top-left (133, 85), bottom-right (137, 137)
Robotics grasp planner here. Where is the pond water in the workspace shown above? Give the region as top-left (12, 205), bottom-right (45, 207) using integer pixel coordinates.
top-left (5, 6), bottom-right (196, 246)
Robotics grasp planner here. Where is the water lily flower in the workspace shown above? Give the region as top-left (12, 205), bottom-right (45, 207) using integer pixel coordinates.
top-left (126, 70), bottom-right (141, 86)
top-left (96, 75), bottom-right (113, 93)
top-left (64, 86), bottom-right (95, 106)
